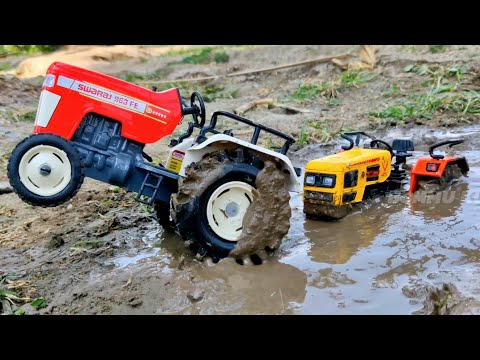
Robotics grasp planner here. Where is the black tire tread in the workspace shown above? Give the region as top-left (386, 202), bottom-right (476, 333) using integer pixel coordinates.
top-left (171, 148), bottom-right (263, 261)
top-left (154, 201), bottom-right (176, 231)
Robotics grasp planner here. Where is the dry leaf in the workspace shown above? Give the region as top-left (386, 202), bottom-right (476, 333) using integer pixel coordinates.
top-left (358, 45), bottom-right (376, 69)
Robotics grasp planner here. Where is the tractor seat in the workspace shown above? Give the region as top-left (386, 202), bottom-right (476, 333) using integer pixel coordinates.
top-left (392, 138), bottom-right (414, 157)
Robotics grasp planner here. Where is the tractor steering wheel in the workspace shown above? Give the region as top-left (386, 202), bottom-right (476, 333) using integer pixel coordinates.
top-left (370, 139), bottom-right (393, 155)
top-left (190, 92), bottom-right (206, 127)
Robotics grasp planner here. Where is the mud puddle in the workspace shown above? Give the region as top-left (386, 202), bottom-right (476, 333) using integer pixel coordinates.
top-left (2, 124), bottom-right (480, 314)
top-left (280, 124), bottom-right (480, 314)
top-left (64, 124), bottom-right (478, 314)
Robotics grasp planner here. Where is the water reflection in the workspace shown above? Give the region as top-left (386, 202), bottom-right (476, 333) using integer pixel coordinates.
top-left (187, 258), bottom-right (308, 314)
top-left (409, 182), bottom-right (469, 219)
top-left (304, 198), bottom-right (407, 265)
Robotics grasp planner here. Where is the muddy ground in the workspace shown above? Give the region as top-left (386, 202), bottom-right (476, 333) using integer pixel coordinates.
top-left (1, 45), bottom-right (480, 314)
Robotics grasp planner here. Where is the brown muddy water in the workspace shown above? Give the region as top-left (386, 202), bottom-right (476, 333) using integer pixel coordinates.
top-left (70, 124), bottom-right (479, 314)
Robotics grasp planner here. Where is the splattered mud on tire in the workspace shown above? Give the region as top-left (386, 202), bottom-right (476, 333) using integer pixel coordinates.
top-left (230, 160), bottom-right (291, 262)
top-left (170, 151), bottom-right (230, 244)
top-left (171, 150), bottom-right (291, 263)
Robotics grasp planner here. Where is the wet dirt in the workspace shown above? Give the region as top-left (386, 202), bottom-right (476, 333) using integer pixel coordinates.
top-left (417, 164), bottom-right (465, 194)
top-left (230, 160), bottom-right (291, 260)
top-left (172, 151), bottom-right (227, 209)
top-left (415, 283), bottom-right (480, 315)
top-left (2, 46), bottom-right (480, 314)
top-left (304, 203), bottom-right (351, 220)
top-left (3, 124), bottom-right (476, 315)
top-left (0, 75), bottom-right (39, 109)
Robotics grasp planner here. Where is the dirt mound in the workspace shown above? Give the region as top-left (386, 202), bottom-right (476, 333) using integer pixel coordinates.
top-left (417, 283), bottom-right (480, 315)
top-left (14, 45), bottom-right (203, 78)
top-left (0, 75), bottom-right (40, 109)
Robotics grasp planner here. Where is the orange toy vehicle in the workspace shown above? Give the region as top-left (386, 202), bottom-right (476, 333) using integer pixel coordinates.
top-left (409, 140), bottom-right (469, 194)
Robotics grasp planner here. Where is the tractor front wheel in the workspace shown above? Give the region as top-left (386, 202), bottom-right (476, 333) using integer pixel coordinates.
top-left (7, 134), bottom-right (84, 207)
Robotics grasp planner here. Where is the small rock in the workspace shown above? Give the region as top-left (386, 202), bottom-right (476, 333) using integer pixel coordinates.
top-left (128, 297), bottom-right (143, 307)
top-left (73, 292), bottom-right (87, 299)
top-left (19, 304), bottom-right (39, 315)
top-left (0, 182), bottom-right (13, 195)
top-left (47, 234), bottom-right (64, 249)
top-left (66, 204), bottom-right (73, 211)
top-left (177, 255), bottom-right (185, 270)
top-left (187, 290), bottom-right (204, 303)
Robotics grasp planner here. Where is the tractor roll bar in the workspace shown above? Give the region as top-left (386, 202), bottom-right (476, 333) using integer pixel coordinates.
top-left (429, 139), bottom-right (464, 159)
top-left (196, 111), bottom-right (295, 155)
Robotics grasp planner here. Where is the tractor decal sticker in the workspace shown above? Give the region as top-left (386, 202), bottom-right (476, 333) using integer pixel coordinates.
top-left (366, 165), bottom-right (380, 181)
top-left (57, 75), bottom-right (169, 124)
top-left (144, 105), bottom-right (169, 122)
top-left (381, 159), bottom-right (389, 172)
top-left (381, 158), bottom-right (389, 176)
top-left (349, 157), bottom-right (380, 167)
top-left (167, 150), bottom-right (185, 173)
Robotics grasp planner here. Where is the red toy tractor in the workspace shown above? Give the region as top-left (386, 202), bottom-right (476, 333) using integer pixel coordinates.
top-left (7, 62), bottom-right (301, 263)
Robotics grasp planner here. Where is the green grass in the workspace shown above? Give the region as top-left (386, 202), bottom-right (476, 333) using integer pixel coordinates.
top-left (0, 45), bottom-right (59, 56)
top-left (1, 110), bottom-right (37, 123)
top-left (428, 45), bottom-right (449, 54)
top-left (180, 48), bottom-right (232, 65)
top-left (0, 149), bottom-right (10, 172)
top-left (404, 63), bottom-right (468, 82)
top-left (73, 240), bottom-right (110, 248)
top-left (383, 83), bottom-right (402, 98)
top-left (401, 45), bottom-right (422, 54)
top-left (165, 45), bottom-right (255, 66)
top-left (291, 83), bottom-right (323, 101)
top-left (0, 63), bottom-right (14, 71)
top-left (139, 202), bottom-right (154, 215)
top-left (373, 61), bottom-right (478, 121)
top-left (0, 274), bottom-right (33, 315)
top-left (163, 45), bottom-right (257, 58)
top-left (19, 111), bottom-right (36, 122)
top-left (181, 48), bottom-right (214, 64)
top-left (370, 88), bottom-right (480, 121)
top-left (327, 98), bottom-right (341, 107)
top-left (214, 51), bottom-right (230, 63)
top-left (340, 69), bottom-right (377, 87)
top-left (31, 297), bottom-right (47, 310)
top-left (297, 118), bottom-right (343, 145)
top-left (227, 88), bottom-right (240, 99)
top-left (290, 70), bottom-right (376, 104)
top-left (202, 84), bottom-right (224, 102)
top-left (117, 67), bottom-right (173, 83)
top-left (290, 81), bottom-right (339, 102)
top-left (297, 121), bottom-right (311, 145)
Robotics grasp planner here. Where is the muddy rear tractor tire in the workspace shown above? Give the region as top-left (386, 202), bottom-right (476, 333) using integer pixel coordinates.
top-left (7, 133), bottom-right (85, 207)
top-left (154, 201), bottom-right (176, 232)
top-left (171, 148), bottom-right (291, 264)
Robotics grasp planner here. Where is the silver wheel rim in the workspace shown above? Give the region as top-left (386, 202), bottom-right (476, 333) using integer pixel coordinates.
top-left (18, 144), bottom-right (72, 197)
top-left (206, 181), bottom-right (255, 241)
